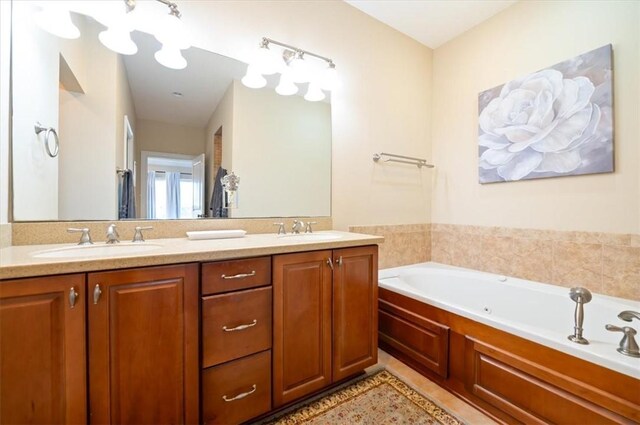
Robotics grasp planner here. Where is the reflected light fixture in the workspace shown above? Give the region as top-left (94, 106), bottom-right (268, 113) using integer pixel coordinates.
top-left (35, 3), bottom-right (80, 39)
top-left (34, 0), bottom-right (191, 69)
top-left (242, 37), bottom-right (337, 102)
top-left (241, 66), bottom-right (267, 89)
top-left (304, 82), bottom-right (325, 102)
top-left (98, 1), bottom-right (137, 55)
top-left (275, 73), bottom-right (298, 96)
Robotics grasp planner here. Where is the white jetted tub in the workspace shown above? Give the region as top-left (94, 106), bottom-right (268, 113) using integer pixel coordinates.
top-left (379, 262), bottom-right (640, 379)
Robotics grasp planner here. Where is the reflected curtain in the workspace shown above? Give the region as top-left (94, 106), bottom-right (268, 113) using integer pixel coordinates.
top-left (147, 171), bottom-right (156, 219)
top-left (166, 171), bottom-right (181, 219)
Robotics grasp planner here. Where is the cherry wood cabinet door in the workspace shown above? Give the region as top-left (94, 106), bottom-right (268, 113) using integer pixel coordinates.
top-left (332, 245), bottom-right (378, 381)
top-left (0, 274), bottom-right (87, 424)
top-left (88, 264), bottom-right (199, 425)
top-left (273, 250), bottom-right (333, 407)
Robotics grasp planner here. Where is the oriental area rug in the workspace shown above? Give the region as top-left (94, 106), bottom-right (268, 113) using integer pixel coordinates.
top-left (263, 370), bottom-right (465, 425)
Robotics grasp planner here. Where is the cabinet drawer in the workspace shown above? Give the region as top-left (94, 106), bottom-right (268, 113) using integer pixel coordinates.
top-left (203, 286), bottom-right (272, 367)
top-left (202, 257), bottom-right (271, 295)
top-left (202, 350), bottom-right (271, 425)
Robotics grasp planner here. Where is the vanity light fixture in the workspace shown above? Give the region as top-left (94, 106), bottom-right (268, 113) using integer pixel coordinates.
top-left (241, 66), bottom-right (268, 89)
top-left (242, 37), bottom-right (337, 102)
top-left (34, 0), bottom-right (190, 69)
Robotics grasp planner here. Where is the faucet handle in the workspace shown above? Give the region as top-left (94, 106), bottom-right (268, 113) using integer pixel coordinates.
top-left (305, 221), bottom-right (317, 233)
top-left (273, 222), bottom-right (286, 235)
top-left (67, 228), bottom-right (93, 245)
top-left (618, 310), bottom-right (640, 322)
top-left (132, 226), bottom-right (153, 243)
top-left (606, 324), bottom-right (640, 357)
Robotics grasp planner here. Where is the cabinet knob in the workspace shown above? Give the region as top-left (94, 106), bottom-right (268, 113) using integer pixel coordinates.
top-left (69, 287), bottom-right (78, 308)
top-left (93, 284), bottom-right (102, 305)
top-left (336, 256), bottom-right (343, 266)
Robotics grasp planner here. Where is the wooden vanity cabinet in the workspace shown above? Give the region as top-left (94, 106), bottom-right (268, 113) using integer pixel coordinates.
top-left (87, 264), bottom-right (199, 425)
top-left (273, 245), bottom-right (378, 407)
top-left (201, 257), bottom-right (273, 425)
top-left (0, 274), bottom-right (87, 425)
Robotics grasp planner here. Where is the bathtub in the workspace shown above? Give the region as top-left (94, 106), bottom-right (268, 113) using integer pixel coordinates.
top-left (378, 262), bottom-right (640, 379)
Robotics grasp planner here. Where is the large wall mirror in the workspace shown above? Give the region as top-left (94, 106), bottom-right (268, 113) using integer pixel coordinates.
top-left (10, 1), bottom-right (331, 222)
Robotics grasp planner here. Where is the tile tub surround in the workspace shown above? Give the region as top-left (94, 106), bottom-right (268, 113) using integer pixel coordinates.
top-left (349, 224), bottom-right (430, 269)
top-left (431, 224), bottom-right (640, 301)
top-left (10, 217), bottom-right (332, 246)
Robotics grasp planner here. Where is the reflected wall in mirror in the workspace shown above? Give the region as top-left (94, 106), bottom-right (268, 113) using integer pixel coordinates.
top-left (11, 1), bottom-right (331, 221)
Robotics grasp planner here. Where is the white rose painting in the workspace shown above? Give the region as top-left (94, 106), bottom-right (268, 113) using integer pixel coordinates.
top-left (478, 44), bottom-right (613, 183)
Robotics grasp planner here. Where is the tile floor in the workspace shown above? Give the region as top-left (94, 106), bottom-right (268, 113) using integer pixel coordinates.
top-left (368, 349), bottom-right (498, 424)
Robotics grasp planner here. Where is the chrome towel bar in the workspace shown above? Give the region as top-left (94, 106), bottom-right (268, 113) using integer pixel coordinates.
top-left (373, 152), bottom-right (434, 168)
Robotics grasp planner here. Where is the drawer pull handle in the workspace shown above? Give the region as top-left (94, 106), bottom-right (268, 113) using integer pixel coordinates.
top-left (221, 271), bottom-right (256, 280)
top-left (222, 384), bottom-right (257, 402)
top-left (222, 319), bottom-right (257, 332)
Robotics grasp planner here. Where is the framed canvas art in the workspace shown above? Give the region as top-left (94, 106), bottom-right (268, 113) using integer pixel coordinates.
top-left (478, 44), bottom-right (613, 183)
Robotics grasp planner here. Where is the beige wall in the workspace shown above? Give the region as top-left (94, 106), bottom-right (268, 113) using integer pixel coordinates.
top-left (135, 119), bottom-right (205, 162)
top-left (431, 0), bottom-right (640, 234)
top-left (231, 81), bottom-right (331, 218)
top-left (58, 18), bottom-right (120, 220)
top-left (11, 1), bottom-right (60, 220)
top-left (0, 0), bottom-right (11, 226)
top-left (182, 0), bottom-right (433, 230)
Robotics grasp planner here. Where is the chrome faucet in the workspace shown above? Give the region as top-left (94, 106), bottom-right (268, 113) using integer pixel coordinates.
top-left (273, 222), bottom-right (286, 235)
top-left (132, 226), bottom-right (153, 243)
top-left (305, 221), bottom-right (317, 233)
top-left (567, 287), bottom-right (592, 345)
top-left (106, 224), bottom-right (120, 244)
top-left (606, 325), bottom-right (639, 358)
top-left (618, 310), bottom-right (640, 322)
top-left (291, 220), bottom-right (304, 234)
top-left (68, 227), bottom-right (93, 245)
top-left (606, 310), bottom-right (640, 357)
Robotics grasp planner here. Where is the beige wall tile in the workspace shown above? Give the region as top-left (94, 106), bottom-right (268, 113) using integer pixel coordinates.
top-left (431, 231), bottom-right (454, 264)
top-left (451, 233), bottom-right (482, 270)
top-left (552, 241), bottom-right (603, 292)
top-left (477, 235), bottom-right (513, 275)
top-left (602, 245), bottom-right (640, 300)
top-left (349, 224), bottom-right (430, 269)
top-left (511, 238), bottom-right (553, 283)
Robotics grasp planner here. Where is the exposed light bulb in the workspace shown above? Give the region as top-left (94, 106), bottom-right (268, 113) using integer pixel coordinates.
top-left (275, 73), bottom-right (298, 96)
top-left (321, 63), bottom-right (338, 91)
top-left (288, 52), bottom-right (311, 84)
top-left (241, 66), bottom-right (267, 89)
top-left (250, 42), bottom-right (281, 76)
top-left (34, 3), bottom-right (80, 39)
top-left (304, 82), bottom-right (325, 102)
top-left (99, 22), bottom-right (137, 55)
top-left (155, 46), bottom-right (187, 70)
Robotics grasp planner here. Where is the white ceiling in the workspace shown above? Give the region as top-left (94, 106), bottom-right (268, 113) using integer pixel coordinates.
top-left (123, 32), bottom-right (247, 128)
top-left (344, 0), bottom-right (516, 49)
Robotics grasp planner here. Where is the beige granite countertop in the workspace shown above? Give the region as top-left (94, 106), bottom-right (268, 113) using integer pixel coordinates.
top-left (0, 231), bottom-right (383, 280)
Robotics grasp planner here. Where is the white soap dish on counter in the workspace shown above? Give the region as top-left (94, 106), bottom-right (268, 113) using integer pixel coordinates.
top-left (186, 230), bottom-right (247, 240)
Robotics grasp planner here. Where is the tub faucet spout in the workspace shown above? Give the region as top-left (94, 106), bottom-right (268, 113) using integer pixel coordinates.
top-left (618, 310), bottom-right (640, 322)
top-left (567, 287), bottom-right (592, 345)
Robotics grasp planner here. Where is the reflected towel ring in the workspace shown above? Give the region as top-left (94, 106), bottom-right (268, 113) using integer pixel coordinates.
top-left (34, 122), bottom-right (59, 158)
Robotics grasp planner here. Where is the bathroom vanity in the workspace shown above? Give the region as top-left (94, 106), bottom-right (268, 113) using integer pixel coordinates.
top-left (0, 232), bottom-right (381, 424)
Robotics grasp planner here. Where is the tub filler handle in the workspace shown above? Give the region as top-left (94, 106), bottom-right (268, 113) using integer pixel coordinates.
top-left (605, 324), bottom-right (640, 358)
top-left (567, 287), bottom-right (592, 345)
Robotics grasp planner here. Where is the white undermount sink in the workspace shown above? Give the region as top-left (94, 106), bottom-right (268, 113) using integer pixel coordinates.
top-left (31, 242), bottom-right (163, 259)
top-left (278, 232), bottom-right (343, 242)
